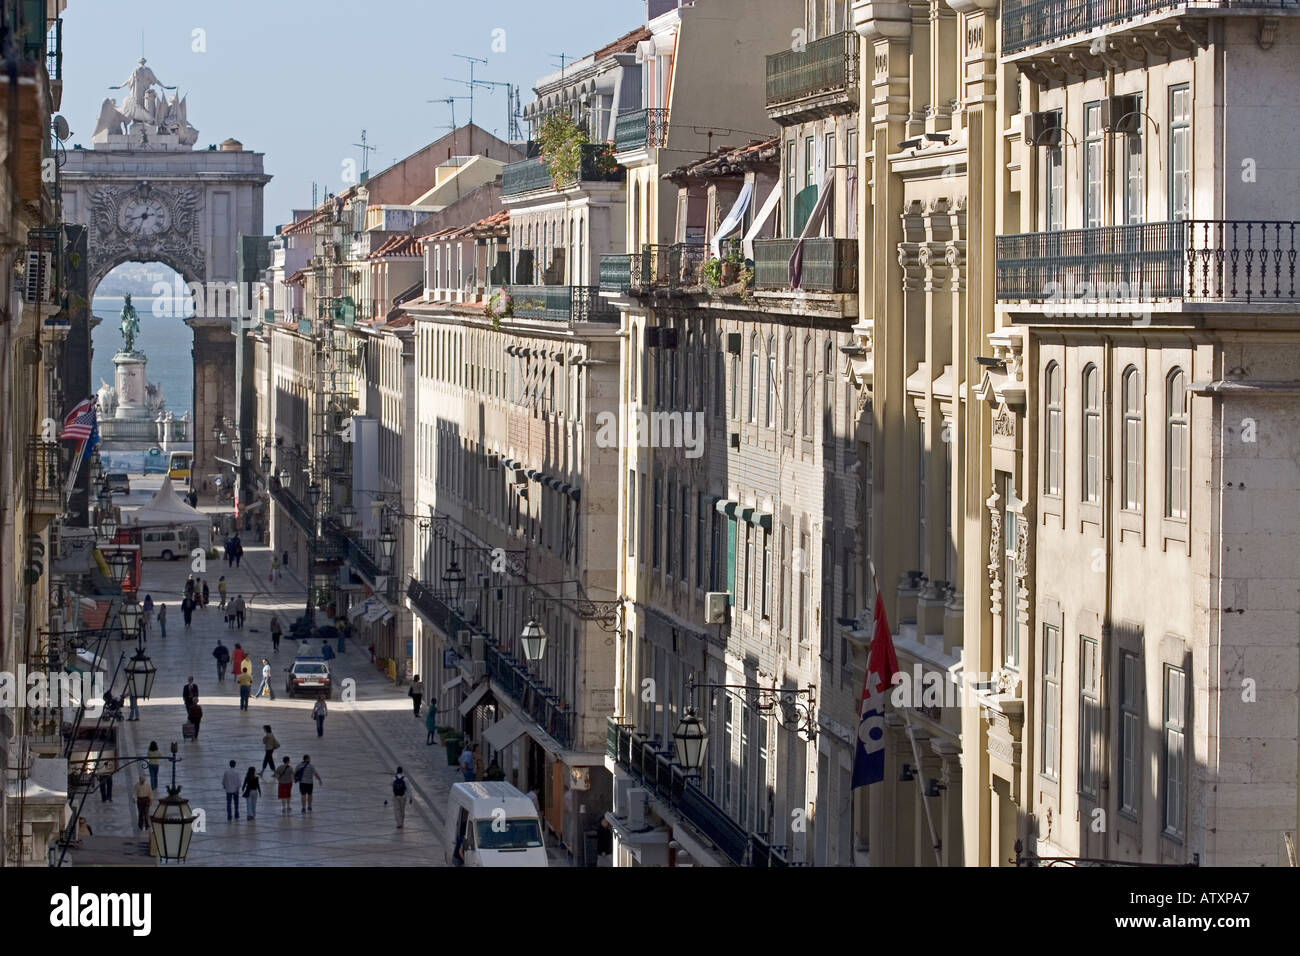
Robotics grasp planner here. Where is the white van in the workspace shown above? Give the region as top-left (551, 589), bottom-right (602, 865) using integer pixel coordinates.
top-left (140, 527), bottom-right (195, 560)
top-left (444, 781), bottom-right (548, 867)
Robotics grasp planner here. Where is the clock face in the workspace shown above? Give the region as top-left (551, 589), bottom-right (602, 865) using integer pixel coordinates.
top-left (118, 197), bottom-right (171, 237)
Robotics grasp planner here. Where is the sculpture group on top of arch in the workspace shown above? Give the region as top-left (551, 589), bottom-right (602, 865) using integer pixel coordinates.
top-left (93, 57), bottom-right (199, 149)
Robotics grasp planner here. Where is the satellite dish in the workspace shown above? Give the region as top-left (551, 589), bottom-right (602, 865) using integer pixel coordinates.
top-left (52, 115), bottom-right (71, 141)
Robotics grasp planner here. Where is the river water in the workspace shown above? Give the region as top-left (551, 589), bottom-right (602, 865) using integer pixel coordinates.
top-left (91, 296), bottom-right (194, 420)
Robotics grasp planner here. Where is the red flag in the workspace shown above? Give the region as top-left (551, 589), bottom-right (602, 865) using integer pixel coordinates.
top-left (61, 397), bottom-right (96, 442)
top-left (852, 589), bottom-right (901, 788)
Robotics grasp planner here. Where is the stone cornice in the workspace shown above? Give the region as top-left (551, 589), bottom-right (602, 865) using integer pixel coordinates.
top-left (853, 1), bottom-right (914, 40)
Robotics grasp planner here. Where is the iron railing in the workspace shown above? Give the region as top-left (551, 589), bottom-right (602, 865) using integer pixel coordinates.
top-left (642, 243), bottom-right (710, 290)
top-left (765, 30), bottom-right (858, 110)
top-left (406, 576), bottom-right (472, 638)
top-left (486, 644), bottom-right (576, 750)
top-left (45, 16), bottom-right (60, 82)
top-left (607, 719), bottom-right (750, 865)
top-left (1001, 0), bottom-right (1300, 55)
top-left (502, 144), bottom-right (624, 196)
top-left (325, 520), bottom-right (382, 582)
top-left (614, 108), bottom-right (670, 153)
top-left (995, 220), bottom-right (1300, 303)
top-left (269, 478), bottom-right (316, 537)
top-left (27, 438), bottom-right (62, 511)
top-left (599, 254), bottom-right (632, 293)
top-left (508, 284), bottom-right (619, 322)
top-left (753, 237), bottom-right (858, 292)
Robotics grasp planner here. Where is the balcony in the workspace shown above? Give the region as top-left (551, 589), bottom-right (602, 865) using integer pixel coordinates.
top-left (407, 576), bottom-right (473, 638)
top-left (753, 237), bottom-right (857, 293)
top-left (995, 220), bottom-right (1300, 307)
top-left (614, 108), bottom-right (669, 153)
top-left (641, 243), bottom-right (709, 291)
top-left (507, 284), bottom-right (619, 323)
top-left (765, 30), bottom-right (858, 121)
top-left (268, 477), bottom-right (316, 536)
top-left (1001, 0), bottom-right (1299, 58)
top-left (325, 520), bottom-right (383, 583)
top-left (599, 254), bottom-right (633, 294)
top-left (486, 644), bottom-right (576, 750)
top-left (501, 143), bottom-right (625, 197)
top-left (607, 719), bottom-right (749, 865)
top-left (27, 438), bottom-right (62, 516)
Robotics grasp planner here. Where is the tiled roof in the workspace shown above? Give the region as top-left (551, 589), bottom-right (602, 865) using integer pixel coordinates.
top-left (286, 268), bottom-right (308, 285)
top-left (368, 235), bottom-right (423, 259)
top-left (665, 137), bottom-right (781, 181)
top-left (422, 209), bottom-right (509, 241)
top-left (591, 26), bottom-right (651, 62)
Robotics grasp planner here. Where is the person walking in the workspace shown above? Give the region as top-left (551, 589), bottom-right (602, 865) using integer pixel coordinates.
top-left (142, 593), bottom-right (154, 620)
top-left (126, 688), bottom-right (139, 721)
top-left (96, 762), bottom-right (113, 802)
top-left (260, 725), bottom-right (280, 776)
top-left (320, 640), bottom-right (335, 663)
top-left (271, 553), bottom-right (281, 584)
top-left (234, 595), bottom-right (246, 629)
top-left (181, 676), bottom-right (198, 709)
top-left (184, 574), bottom-right (195, 603)
top-left (256, 659), bottom-right (275, 700)
top-left (133, 775), bottom-right (152, 831)
top-left (242, 767), bottom-right (260, 820)
top-left (222, 760), bottom-right (241, 820)
top-left (218, 576), bottom-right (227, 609)
top-left (200, 579), bottom-right (210, 608)
top-left (145, 741), bottom-right (161, 790)
top-left (232, 643), bottom-right (246, 675)
top-left (408, 675), bottom-right (424, 718)
top-left (311, 693), bottom-right (327, 737)
top-left (157, 603), bottom-right (167, 638)
top-left (237, 666), bottom-right (253, 711)
top-left (270, 614), bottom-right (282, 652)
top-left (233, 536), bottom-right (243, 569)
top-left (296, 755), bottom-right (322, 813)
top-left (425, 705), bottom-right (438, 745)
top-left (213, 641), bottom-right (230, 681)
top-left (225, 538), bottom-right (235, 569)
top-left (458, 741), bottom-right (477, 782)
top-left (392, 768), bottom-right (409, 829)
top-left (275, 756), bottom-right (295, 814)
top-left (187, 700), bottom-right (204, 739)
top-left (182, 596), bottom-right (193, 628)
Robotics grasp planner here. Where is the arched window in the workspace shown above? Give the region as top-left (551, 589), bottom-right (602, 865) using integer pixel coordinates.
top-left (766, 334), bottom-right (777, 428)
top-left (1082, 364), bottom-right (1100, 502)
top-left (801, 336), bottom-right (813, 436)
top-left (1165, 368), bottom-right (1189, 518)
top-left (782, 333), bottom-right (794, 431)
top-left (1044, 361), bottom-right (1063, 495)
top-left (748, 334), bottom-right (759, 423)
top-left (1122, 366), bottom-right (1142, 511)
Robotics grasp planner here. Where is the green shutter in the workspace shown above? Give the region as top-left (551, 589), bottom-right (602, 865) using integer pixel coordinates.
top-left (792, 184), bottom-right (819, 236)
top-left (726, 517), bottom-right (737, 606)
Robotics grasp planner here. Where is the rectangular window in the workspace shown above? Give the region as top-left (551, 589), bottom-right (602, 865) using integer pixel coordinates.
top-left (1162, 664), bottom-right (1186, 838)
top-left (786, 141), bottom-right (796, 235)
top-left (696, 492), bottom-right (706, 589)
top-left (805, 136), bottom-right (815, 191)
top-left (1119, 651), bottom-right (1141, 818)
top-left (666, 478), bottom-right (676, 578)
top-left (846, 128), bottom-right (859, 239)
top-left (821, 539), bottom-right (834, 661)
top-left (639, 473), bottom-right (647, 564)
top-left (823, 132), bottom-right (836, 236)
top-left (761, 531), bottom-right (771, 620)
top-left (1046, 119), bottom-right (1065, 231)
top-left (652, 476), bottom-right (662, 569)
top-left (722, 694), bottom-right (733, 811)
top-left (1084, 102), bottom-right (1103, 228)
top-left (1041, 624), bottom-right (1061, 779)
top-left (710, 509), bottom-right (722, 592)
top-left (797, 531), bottom-right (809, 644)
top-left (1124, 96), bottom-right (1144, 225)
top-left (743, 525), bottom-right (752, 610)
top-left (1169, 85), bottom-right (1191, 221)
top-left (1079, 637), bottom-right (1101, 798)
top-left (627, 470), bottom-right (636, 558)
top-left (680, 486), bottom-right (690, 582)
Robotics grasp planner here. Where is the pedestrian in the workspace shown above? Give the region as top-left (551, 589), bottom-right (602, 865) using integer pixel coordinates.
top-left (146, 741), bottom-right (161, 790)
top-left (458, 742), bottom-right (476, 782)
top-left (182, 596), bottom-right (193, 628)
top-left (218, 576), bottom-right (227, 609)
top-left (261, 725), bottom-right (280, 775)
top-left (270, 615), bottom-right (282, 652)
top-left (213, 640), bottom-right (230, 681)
top-left (425, 705), bottom-right (438, 745)
top-left (232, 643), bottom-right (246, 674)
top-left (143, 593), bottom-right (154, 620)
top-left (184, 574), bottom-right (195, 601)
top-left (201, 579), bottom-right (210, 607)
top-left (133, 775), bottom-right (152, 831)
top-left (256, 659), bottom-right (275, 700)
top-left (271, 554), bottom-right (281, 583)
top-left (235, 594), bottom-right (246, 629)
top-left (181, 676), bottom-right (198, 708)
top-left (311, 693), bottom-right (327, 737)
top-left (275, 756), bottom-right (295, 814)
top-left (296, 755), bottom-right (322, 813)
top-left (320, 640), bottom-right (335, 663)
top-left (157, 603), bottom-right (167, 638)
top-left (237, 666), bottom-right (253, 710)
top-left (222, 760), bottom-right (241, 820)
top-left (369, 642), bottom-right (375, 663)
top-left (525, 786), bottom-right (539, 813)
top-left (281, 549), bottom-right (289, 571)
top-left (484, 758), bottom-right (505, 781)
top-left (126, 688), bottom-right (139, 720)
top-left (409, 675), bottom-right (424, 717)
top-left (392, 767), bottom-right (409, 829)
top-left (187, 700), bottom-right (204, 738)
top-left (188, 489), bottom-right (198, 508)
top-left (233, 537), bottom-right (243, 569)
top-left (225, 538), bottom-right (234, 569)
top-left (96, 761), bottom-right (113, 802)
top-left (242, 767), bottom-right (260, 820)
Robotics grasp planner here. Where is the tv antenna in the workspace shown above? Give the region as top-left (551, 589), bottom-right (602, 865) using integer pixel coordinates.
top-left (428, 96), bottom-right (468, 131)
top-left (549, 52), bottom-right (576, 78)
top-left (447, 54), bottom-right (488, 126)
top-left (463, 78), bottom-right (524, 143)
top-left (352, 129), bottom-right (379, 175)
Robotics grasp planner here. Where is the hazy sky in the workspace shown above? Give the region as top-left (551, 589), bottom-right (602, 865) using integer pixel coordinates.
top-left (61, 0), bottom-right (644, 228)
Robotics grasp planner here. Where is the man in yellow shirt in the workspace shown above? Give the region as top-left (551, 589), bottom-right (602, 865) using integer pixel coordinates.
top-left (237, 664), bottom-right (253, 710)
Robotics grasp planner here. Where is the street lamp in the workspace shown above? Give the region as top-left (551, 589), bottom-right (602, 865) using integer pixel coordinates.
top-left (124, 647), bottom-right (157, 699)
top-left (306, 482), bottom-right (321, 509)
top-left (211, 425), bottom-right (220, 441)
top-left (261, 451), bottom-right (272, 474)
top-left (149, 744), bottom-right (196, 862)
top-left (378, 528), bottom-right (397, 568)
top-left (673, 707), bottom-right (708, 771)
top-left (107, 551), bottom-right (132, 587)
top-left (99, 513), bottom-right (118, 542)
top-left (338, 503), bottom-right (356, 530)
top-left (442, 558), bottom-right (465, 606)
top-left (520, 618), bottom-right (547, 662)
top-left (119, 596), bottom-right (140, 638)
top-left (243, 446), bottom-right (253, 462)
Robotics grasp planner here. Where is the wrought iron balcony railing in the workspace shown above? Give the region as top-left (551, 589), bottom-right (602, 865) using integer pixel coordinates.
top-left (508, 284), bottom-right (619, 323)
top-left (765, 30), bottom-right (858, 112)
top-left (1001, 0), bottom-right (1300, 56)
top-left (269, 478), bottom-right (316, 537)
top-left (614, 108), bottom-right (669, 153)
top-left (406, 576), bottom-right (472, 637)
top-left (486, 644), bottom-right (576, 750)
top-left (502, 143), bottom-right (624, 197)
top-left (27, 438), bottom-right (62, 512)
top-left (599, 254), bottom-right (632, 293)
top-left (45, 16), bottom-right (60, 82)
top-left (641, 243), bottom-right (709, 290)
top-left (753, 237), bottom-right (858, 293)
top-left (995, 220), bottom-right (1300, 303)
top-left (607, 719), bottom-right (750, 865)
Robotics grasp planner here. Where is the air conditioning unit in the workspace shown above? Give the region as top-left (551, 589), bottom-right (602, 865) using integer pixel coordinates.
top-left (470, 634), bottom-right (485, 661)
top-left (1101, 94), bottom-right (1140, 135)
top-left (705, 592), bottom-right (730, 625)
top-left (1024, 110), bottom-right (1061, 148)
top-left (457, 629), bottom-right (473, 650)
top-left (24, 249), bottom-right (54, 310)
top-left (729, 432), bottom-right (740, 450)
top-left (626, 788), bottom-right (649, 829)
top-left (469, 659), bottom-right (487, 682)
top-left (726, 332), bottom-right (742, 355)
top-left (660, 328), bottom-right (679, 350)
top-left (645, 327), bottom-right (661, 349)
top-left (486, 453), bottom-right (499, 470)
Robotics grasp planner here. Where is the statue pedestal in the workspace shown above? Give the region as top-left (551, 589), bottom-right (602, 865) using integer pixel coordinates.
top-left (104, 352), bottom-right (159, 442)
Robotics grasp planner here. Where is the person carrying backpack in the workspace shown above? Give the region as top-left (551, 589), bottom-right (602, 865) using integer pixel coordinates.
top-left (311, 693), bottom-right (327, 737)
top-left (392, 767), bottom-right (409, 828)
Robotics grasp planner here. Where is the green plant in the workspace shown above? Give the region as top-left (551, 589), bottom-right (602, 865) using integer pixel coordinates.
top-left (537, 113), bottom-right (588, 188)
top-left (701, 256), bottom-right (723, 289)
top-left (724, 245), bottom-right (744, 265)
top-left (737, 264), bottom-right (756, 302)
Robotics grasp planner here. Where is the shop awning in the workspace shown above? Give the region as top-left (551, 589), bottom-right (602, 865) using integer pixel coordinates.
top-left (482, 714), bottom-right (529, 751)
top-left (347, 601), bottom-right (370, 621)
top-left (364, 600), bottom-right (394, 624)
top-left (441, 675), bottom-right (463, 693)
top-left (458, 681), bottom-right (492, 716)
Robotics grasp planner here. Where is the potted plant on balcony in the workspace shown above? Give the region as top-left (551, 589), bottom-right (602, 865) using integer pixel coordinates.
top-left (702, 256), bottom-right (723, 290)
top-left (484, 285), bottom-right (513, 329)
top-left (720, 246), bottom-right (744, 285)
top-left (538, 113), bottom-right (586, 189)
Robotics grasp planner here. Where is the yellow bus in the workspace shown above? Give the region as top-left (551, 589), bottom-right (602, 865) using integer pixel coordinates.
top-left (168, 451), bottom-right (193, 483)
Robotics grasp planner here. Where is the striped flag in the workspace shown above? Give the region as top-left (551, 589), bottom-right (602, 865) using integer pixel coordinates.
top-left (61, 397), bottom-right (96, 442)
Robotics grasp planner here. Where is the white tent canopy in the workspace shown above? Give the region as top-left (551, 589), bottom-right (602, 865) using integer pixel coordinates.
top-left (124, 476), bottom-right (211, 549)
